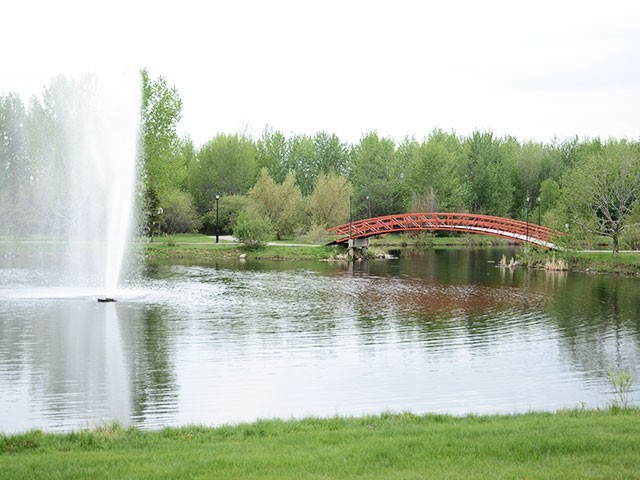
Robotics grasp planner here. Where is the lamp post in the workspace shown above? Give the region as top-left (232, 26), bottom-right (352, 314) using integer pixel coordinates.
top-left (525, 196), bottom-right (530, 243)
top-left (349, 196), bottom-right (353, 241)
top-left (537, 196), bottom-right (541, 226)
top-left (366, 195), bottom-right (371, 219)
top-left (215, 192), bottom-right (220, 244)
top-left (151, 207), bottom-right (163, 243)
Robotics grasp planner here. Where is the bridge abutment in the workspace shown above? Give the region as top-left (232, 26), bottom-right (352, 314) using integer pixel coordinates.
top-left (348, 237), bottom-right (370, 260)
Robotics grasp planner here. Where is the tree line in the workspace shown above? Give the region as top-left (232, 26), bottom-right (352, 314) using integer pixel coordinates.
top-left (2, 71), bottom-right (639, 253)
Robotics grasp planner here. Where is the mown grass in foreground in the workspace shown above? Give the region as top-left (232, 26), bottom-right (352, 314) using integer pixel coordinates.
top-left (1, 409), bottom-right (639, 479)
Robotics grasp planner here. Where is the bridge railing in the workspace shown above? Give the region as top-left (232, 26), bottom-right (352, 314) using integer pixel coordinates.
top-left (327, 212), bottom-right (564, 248)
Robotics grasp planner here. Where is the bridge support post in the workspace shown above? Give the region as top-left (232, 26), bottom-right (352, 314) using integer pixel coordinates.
top-left (348, 237), bottom-right (370, 260)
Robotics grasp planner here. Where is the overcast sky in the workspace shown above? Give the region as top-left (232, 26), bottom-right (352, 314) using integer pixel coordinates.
top-left (2, 0), bottom-right (639, 147)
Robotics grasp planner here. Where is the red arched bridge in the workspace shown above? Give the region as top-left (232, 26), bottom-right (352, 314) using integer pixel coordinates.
top-left (328, 212), bottom-right (563, 249)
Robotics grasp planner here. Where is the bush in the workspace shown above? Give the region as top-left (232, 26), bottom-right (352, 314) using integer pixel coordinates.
top-left (233, 208), bottom-right (273, 248)
top-left (160, 189), bottom-right (200, 234)
top-left (621, 226), bottom-right (640, 250)
top-left (298, 223), bottom-right (333, 245)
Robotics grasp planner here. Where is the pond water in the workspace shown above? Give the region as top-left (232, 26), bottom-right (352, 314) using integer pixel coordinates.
top-left (1, 247), bottom-right (639, 433)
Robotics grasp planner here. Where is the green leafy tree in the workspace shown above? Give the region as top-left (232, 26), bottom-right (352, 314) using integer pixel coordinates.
top-left (140, 70), bottom-right (185, 234)
top-left (539, 138), bottom-right (569, 183)
top-left (187, 133), bottom-right (257, 215)
top-left (274, 172), bottom-right (305, 239)
top-left (256, 127), bottom-right (289, 184)
top-left (561, 140), bottom-right (640, 255)
top-left (141, 70), bottom-right (184, 189)
top-left (144, 183), bottom-right (162, 240)
top-left (287, 134), bottom-right (317, 195)
top-left (402, 130), bottom-right (466, 213)
top-left (248, 168), bottom-right (279, 219)
top-left (160, 188), bottom-right (200, 234)
top-left (177, 136), bottom-right (197, 184)
top-left (255, 130), bottom-right (350, 197)
top-left (349, 132), bottom-right (405, 218)
top-left (0, 93), bottom-right (30, 235)
top-left (539, 178), bottom-right (561, 218)
top-left (313, 131), bottom-right (351, 177)
top-left (460, 130), bottom-right (514, 216)
top-left (306, 171), bottom-right (352, 228)
top-left (250, 169), bottom-right (304, 240)
top-left (511, 140), bottom-right (545, 218)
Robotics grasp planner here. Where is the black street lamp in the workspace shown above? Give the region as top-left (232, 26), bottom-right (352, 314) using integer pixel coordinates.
top-left (215, 192), bottom-right (220, 244)
top-left (525, 196), bottom-right (530, 243)
top-left (349, 196), bottom-right (353, 241)
top-left (537, 196), bottom-right (541, 226)
top-left (366, 195), bottom-right (371, 219)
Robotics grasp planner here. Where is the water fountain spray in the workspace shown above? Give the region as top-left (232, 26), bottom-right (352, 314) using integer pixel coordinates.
top-left (0, 71), bottom-right (141, 301)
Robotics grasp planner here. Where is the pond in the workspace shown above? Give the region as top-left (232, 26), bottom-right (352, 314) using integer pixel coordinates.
top-left (1, 247), bottom-right (639, 433)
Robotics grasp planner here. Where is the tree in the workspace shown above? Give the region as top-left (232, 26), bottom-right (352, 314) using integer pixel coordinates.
top-left (287, 133), bottom-right (317, 195)
top-left (561, 140), bottom-right (640, 255)
top-left (349, 132), bottom-right (405, 218)
top-left (0, 93), bottom-right (30, 235)
top-left (460, 130), bottom-right (514, 216)
top-left (144, 183), bottom-right (162, 240)
top-left (141, 70), bottom-right (184, 189)
top-left (402, 130), bottom-right (466, 213)
top-left (539, 178), bottom-right (561, 218)
top-left (313, 131), bottom-right (351, 177)
top-left (159, 188), bottom-right (199, 234)
top-left (250, 169), bottom-right (304, 240)
top-left (187, 133), bottom-right (257, 214)
top-left (306, 171), bottom-right (352, 228)
top-left (273, 172), bottom-right (305, 239)
top-left (140, 70), bottom-right (185, 234)
top-left (511, 140), bottom-right (544, 218)
top-left (255, 130), bottom-right (350, 197)
top-left (248, 168), bottom-right (279, 219)
top-left (256, 127), bottom-right (289, 184)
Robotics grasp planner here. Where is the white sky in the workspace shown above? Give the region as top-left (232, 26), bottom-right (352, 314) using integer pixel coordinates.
top-left (2, 0), bottom-right (639, 147)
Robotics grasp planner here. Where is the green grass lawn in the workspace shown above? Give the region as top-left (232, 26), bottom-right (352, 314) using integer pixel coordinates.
top-left (142, 234), bottom-right (337, 261)
top-left (560, 250), bottom-right (640, 275)
top-left (1, 409), bottom-right (639, 479)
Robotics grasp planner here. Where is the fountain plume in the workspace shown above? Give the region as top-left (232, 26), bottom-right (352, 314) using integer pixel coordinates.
top-left (0, 71), bottom-right (141, 298)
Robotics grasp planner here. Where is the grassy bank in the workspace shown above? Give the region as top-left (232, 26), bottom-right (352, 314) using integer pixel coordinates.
top-left (1, 409), bottom-right (639, 479)
top-left (142, 234), bottom-right (336, 261)
top-left (142, 233), bottom-right (507, 262)
top-left (560, 251), bottom-right (640, 275)
top-left (519, 248), bottom-right (640, 276)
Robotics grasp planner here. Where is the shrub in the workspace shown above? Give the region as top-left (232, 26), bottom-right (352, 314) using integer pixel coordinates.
top-left (621, 226), bottom-right (640, 250)
top-left (160, 189), bottom-right (200, 234)
top-left (298, 223), bottom-right (333, 245)
top-left (233, 208), bottom-right (273, 248)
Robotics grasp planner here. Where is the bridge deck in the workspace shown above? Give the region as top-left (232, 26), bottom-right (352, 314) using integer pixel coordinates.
top-left (327, 212), bottom-right (563, 250)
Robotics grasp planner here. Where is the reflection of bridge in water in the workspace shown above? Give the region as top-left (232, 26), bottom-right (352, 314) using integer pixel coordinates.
top-left (328, 212), bottom-right (564, 250)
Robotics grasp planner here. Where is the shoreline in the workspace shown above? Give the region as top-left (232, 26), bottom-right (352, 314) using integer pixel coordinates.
top-left (141, 234), bottom-right (640, 276)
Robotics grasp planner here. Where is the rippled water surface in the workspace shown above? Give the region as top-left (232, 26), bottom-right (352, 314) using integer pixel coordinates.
top-left (1, 247), bottom-right (639, 432)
